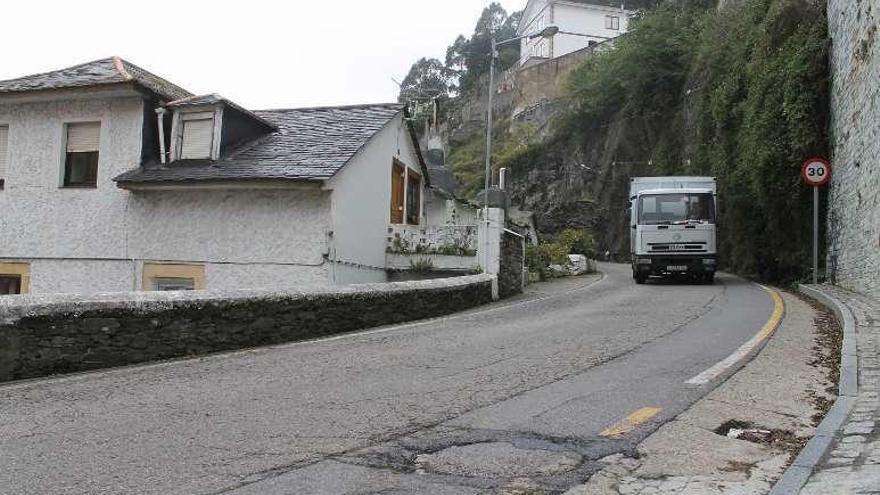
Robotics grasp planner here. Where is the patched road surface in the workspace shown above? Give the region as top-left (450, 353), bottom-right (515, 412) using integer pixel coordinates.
top-left (0, 264), bottom-right (776, 494)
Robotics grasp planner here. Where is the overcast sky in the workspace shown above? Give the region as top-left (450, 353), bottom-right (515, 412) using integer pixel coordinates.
top-left (0, 0), bottom-right (521, 109)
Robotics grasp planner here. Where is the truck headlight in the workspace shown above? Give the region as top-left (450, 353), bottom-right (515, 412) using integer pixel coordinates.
top-left (637, 258), bottom-right (652, 265)
top-left (702, 259), bottom-right (717, 265)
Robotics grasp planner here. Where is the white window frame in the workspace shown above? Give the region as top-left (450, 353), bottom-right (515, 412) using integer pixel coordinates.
top-left (170, 106), bottom-right (223, 162)
top-left (606, 15), bottom-right (620, 31)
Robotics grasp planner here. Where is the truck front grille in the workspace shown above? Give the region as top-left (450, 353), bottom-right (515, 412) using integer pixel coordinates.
top-left (649, 244), bottom-right (707, 253)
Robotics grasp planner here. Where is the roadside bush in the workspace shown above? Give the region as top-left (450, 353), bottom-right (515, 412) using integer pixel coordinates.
top-left (557, 228), bottom-right (597, 259)
top-left (526, 228), bottom-right (597, 279)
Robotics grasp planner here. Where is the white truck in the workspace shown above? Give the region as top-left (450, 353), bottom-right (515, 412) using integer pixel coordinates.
top-left (630, 177), bottom-right (718, 284)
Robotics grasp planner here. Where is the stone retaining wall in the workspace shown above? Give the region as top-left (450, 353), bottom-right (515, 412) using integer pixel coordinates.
top-left (499, 230), bottom-right (526, 299)
top-left (0, 275), bottom-right (495, 383)
top-left (826, 0), bottom-right (880, 299)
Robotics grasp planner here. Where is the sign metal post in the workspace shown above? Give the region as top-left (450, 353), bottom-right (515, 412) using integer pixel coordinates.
top-left (801, 158), bottom-right (832, 285)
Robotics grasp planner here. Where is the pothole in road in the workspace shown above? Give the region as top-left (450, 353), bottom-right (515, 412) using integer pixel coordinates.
top-left (714, 420), bottom-right (804, 453)
top-left (414, 441), bottom-right (582, 479)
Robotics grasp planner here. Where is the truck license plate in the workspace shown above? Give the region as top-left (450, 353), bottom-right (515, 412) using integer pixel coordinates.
top-left (667, 265), bottom-right (688, 272)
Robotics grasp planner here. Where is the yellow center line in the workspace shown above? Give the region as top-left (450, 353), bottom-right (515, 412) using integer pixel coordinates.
top-left (685, 285), bottom-right (785, 386)
top-left (600, 407), bottom-right (663, 437)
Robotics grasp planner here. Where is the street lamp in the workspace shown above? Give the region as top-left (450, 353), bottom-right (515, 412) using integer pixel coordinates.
top-left (483, 25), bottom-right (559, 199)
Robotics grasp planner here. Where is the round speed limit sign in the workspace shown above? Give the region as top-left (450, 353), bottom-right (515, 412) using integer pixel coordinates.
top-left (801, 158), bottom-right (832, 187)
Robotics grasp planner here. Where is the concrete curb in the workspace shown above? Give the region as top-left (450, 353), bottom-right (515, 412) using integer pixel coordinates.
top-left (769, 284), bottom-right (858, 495)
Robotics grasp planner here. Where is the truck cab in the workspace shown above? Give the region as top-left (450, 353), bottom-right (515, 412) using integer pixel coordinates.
top-left (630, 177), bottom-right (718, 284)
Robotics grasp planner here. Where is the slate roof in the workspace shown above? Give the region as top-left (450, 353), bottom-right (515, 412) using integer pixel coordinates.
top-left (0, 57), bottom-right (192, 102)
top-left (115, 104), bottom-right (417, 185)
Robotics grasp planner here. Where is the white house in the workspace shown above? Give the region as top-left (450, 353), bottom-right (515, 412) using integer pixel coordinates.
top-left (0, 57), bottom-right (477, 295)
top-left (519, 0), bottom-right (634, 66)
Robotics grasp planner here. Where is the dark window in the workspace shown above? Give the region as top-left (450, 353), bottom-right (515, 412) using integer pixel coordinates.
top-left (639, 193), bottom-right (715, 225)
top-left (391, 163), bottom-right (405, 224)
top-left (406, 172), bottom-right (421, 225)
top-left (0, 275), bottom-right (21, 295)
top-left (152, 277), bottom-right (195, 291)
top-left (605, 15), bottom-right (620, 30)
top-left (63, 151), bottom-right (99, 187)
top-left (63, 122), bottom-right (100, 188)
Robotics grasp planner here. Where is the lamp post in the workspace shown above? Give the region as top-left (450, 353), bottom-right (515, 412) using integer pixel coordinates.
top-left (483, 25), bottom-right (559, 200)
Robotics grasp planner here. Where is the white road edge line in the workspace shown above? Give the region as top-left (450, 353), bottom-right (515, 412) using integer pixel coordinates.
top-left (684, 284), bottom-right (785, 386)
top-left (0, 273), bottom-right (608, 391)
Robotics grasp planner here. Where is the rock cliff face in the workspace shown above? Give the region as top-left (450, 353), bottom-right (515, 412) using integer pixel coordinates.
top-left (506, 116), bottom-right (642, 259)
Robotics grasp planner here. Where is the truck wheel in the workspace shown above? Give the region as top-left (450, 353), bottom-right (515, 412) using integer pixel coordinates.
top-left (703, 273), bottom-right (715, 285)
top-left (634, 273), bottom-right (647, 284)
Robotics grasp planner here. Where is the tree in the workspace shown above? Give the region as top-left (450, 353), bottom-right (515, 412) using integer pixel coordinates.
top-left (397, 58), bottom-right (453, 103)
top-left (458, 3), bottom-right (522, 93)
top-left (445, 35), bottom-right (468, 72)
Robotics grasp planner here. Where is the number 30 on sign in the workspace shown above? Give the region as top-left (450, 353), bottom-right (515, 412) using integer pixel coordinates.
top-left (801, 157), bottom-right (832, 187)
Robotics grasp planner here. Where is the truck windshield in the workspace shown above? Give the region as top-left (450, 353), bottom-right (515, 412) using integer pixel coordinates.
top-left (638, 193), bottom-right (715, 225)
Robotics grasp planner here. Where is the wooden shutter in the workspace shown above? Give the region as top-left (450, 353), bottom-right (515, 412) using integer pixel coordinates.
top-left (66, 122), bottom-right (101, 152)
top-left (0, 126), bottom-right (8, 179)
top-left (180, 115), bottom-right (214, 159)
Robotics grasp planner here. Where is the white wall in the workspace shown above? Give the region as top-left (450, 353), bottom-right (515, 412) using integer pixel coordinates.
top-left (326, 113), bottom-right (424, 284)
top-left (29, 259), bottom-right (136, 294)
top-left (425, 189), bottom-right (478, 226)
top-left (126, 189), bottom-right (330, 265)
top-left (126, 188), bottom-right (332, 290)
top-left (206, 263), bottom-right (329, 290)
top-left (553, 3), bottom-right (631, 58)
top-left (0, 94), bottom-right (143, 261)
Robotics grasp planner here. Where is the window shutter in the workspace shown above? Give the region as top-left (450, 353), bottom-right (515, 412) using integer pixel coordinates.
top-left (180, 118), bottom-right (214, 159)
top-left (66, 122), bottom-right (101, 152)
top-left (0, 126), bottom-right (8, 179)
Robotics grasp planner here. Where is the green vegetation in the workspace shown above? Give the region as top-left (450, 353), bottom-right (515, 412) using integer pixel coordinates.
top-left (526, 228), bottom-right (597, 279)
top-left (408, 258), bottom-right (435, 272)
top-left (387, 235), bottom-right (477, 257)
top-left (508, 0), bottom-right (829, 282)
top-left (447, 121), bottom-right (540, 200)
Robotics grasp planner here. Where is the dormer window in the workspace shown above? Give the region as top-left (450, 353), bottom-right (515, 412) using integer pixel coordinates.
top-left (163, 94), bottom-right (277, 165)
top-left (177, 111), bottom-right (217, 160)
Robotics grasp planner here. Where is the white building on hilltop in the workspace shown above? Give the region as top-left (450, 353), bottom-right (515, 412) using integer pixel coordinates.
top-left (519, 0), bottom-right (635, 66)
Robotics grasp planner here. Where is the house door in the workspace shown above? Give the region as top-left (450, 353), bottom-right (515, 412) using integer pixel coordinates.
top-left (390, 162), bottom-right (405, 224)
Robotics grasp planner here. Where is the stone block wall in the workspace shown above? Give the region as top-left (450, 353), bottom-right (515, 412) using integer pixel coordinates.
top-left (0, 275), bottom-right (495, 383)
top-left (511, 40), bottom-right (613, 119)
top-left (499, 230), bottom-right (526, 299)
top-left (826, 0), bottom-right (880, 298)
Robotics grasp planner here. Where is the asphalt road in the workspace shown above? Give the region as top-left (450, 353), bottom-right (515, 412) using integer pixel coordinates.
top-left (0, 263), bottom-right (775, 494)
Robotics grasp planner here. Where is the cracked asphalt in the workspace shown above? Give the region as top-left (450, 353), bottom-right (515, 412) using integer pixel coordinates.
top-left (0, 263), bottom-right (774, 494)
